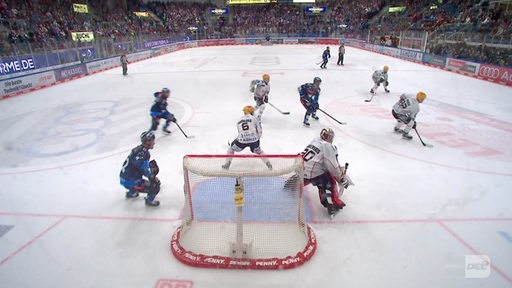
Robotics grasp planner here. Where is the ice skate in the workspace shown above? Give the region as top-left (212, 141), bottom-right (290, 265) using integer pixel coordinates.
top-left (402, 132), bottom-right (413, 140)
top-left (328, 206), bottom-right (342, 219)
top-left (145, 197), bottom-right (160, 207)
top-left (385, 88), bottom-right (390, 93)
top-left (311, 114), bottom-right (319, 120)
top-left (162, 127), bottom-right (171, 134)
top-left (394, 127), bottom-right (404, 134)
top-left (222, 162), bottom-right (231, 170)
top-left (125, 191), bottom-right (139, 198)
top-left (303, 121), bottom-right (310, 127)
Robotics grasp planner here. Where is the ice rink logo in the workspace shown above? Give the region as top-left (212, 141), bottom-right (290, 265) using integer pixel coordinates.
top-left (465, 255), bottom-right (491, 278)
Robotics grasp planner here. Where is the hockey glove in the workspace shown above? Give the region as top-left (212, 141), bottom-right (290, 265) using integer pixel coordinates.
top-left (149, 160), bottom-right (159, 176)
top-left (314, 103), bottom-right (319, 110)
top-left (385, 81), bottom-right (389, 86)
top-left (263, 96), bottom-right (268, 103)
top-left (170, 115), bottom-right (177, 122)
top-left (412, 121), bottom-right (417, 129)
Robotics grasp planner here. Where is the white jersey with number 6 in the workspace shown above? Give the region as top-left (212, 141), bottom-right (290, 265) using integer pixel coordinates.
top-left (236, 114), bottom-right (262, 144)
top-left (392, 93), bottom-right (420, 119)
top-left (301, 137), bottom-right (342, 181)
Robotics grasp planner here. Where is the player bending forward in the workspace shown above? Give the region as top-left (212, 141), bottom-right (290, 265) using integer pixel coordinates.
top-left (298, 77), bottom-right (322, 127)
top-left (150, 88), bottom-right (177, 134)
top-left (250, 74), bottom-right (270, 122)
top-left (370, 66), bottom-right (389, 94)
top-left (291, 128), bottom-right (353, 218)
top-left (119, 131), bottom-right (161, 206)
top-left (392, 92), bottom-right (427, 140)
top-left (222, 105), bottom-right (272, 170)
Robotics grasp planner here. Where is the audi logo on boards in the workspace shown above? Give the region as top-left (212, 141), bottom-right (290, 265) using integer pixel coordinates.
top-left (479, 67), bottom-right (500, 78)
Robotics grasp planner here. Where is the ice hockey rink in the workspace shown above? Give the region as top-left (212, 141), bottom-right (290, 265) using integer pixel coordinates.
top-left (0, 43), bottom-right (511, 288)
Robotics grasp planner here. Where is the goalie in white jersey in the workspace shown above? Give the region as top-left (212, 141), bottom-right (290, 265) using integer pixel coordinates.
top-left (222, 105), bottom-right (272, 170)
top-left (392, 92), bottom-right (426, 140)
top-left (250, 74), bottom-right (270, 122)
top-left (370, 65), bottom-right (390, 94)
top-left (298, 128), bottom-right (353, 217)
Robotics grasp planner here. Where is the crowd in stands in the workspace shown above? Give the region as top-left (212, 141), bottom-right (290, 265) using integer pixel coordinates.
top-left (1, 0), bottom-right (510, 67)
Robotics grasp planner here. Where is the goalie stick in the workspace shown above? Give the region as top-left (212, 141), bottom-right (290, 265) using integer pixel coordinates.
top-left (267, 102), bottom-right (290, 115)
top-left (414, 127), bottom-right (433, 148)
top-left (175, 122), bottom-right (195, 139)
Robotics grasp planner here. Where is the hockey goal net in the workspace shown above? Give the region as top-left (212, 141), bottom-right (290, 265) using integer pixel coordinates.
top-left (171, 154), bottom-right (316, 270)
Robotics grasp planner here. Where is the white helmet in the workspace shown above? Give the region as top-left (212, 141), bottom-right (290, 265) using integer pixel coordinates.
top-left (320, 128), bottom-right (335, 143)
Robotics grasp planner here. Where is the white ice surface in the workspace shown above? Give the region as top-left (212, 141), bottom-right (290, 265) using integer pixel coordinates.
top-left (0, 44), bottom-right (511, 288)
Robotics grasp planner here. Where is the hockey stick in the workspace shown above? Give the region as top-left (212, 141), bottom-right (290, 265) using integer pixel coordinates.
top-left (317, 108), bottom-right (347, 125)
top-left (414, 127), bottom-right (433, 148)
top-left (267, 102), bottom-right (290, 115)
top-left (364, 93), bottom-right (375, 102)
top-left (175, 122), bottom-right (195, 139)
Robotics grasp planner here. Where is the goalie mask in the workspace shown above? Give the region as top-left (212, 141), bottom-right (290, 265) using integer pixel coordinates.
top-left (320, 128), bottom-right (335, 143)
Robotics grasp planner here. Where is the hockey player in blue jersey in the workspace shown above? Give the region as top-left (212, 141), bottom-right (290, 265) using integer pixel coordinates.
top-left (119, 131), bottom-right (161, 206)
top-left (150, 88), bottom-right (177, 134)
top-left (298, 77), bottom-right (321, 127)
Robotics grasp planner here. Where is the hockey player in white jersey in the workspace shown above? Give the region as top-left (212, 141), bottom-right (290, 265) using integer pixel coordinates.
top-left (370, 66), bottom-right (389, 94)
top-left (392, 92), bottom-right (426, 140)
top-left (250, 74), bottom-right (270, 122)
top-left (298, 128), bottom-right (353, 218)
top-left (222, 105), bottom-right (272, 170)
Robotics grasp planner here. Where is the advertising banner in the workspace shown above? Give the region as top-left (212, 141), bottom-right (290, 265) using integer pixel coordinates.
top-left (477, 64), bottom-right (512, 86)
top-left (446, 58), bottom-right (479, 74)
top-left (0, 71), bottom-right (55, 98)
top-left (54, 64), bottom-right (87, 81)
top-left (71, 31), bottom-right (95, 42)
top-left (0, 56), bottom-right (37, 76)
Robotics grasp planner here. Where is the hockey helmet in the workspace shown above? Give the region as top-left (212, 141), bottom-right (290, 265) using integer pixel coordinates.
top-left (313, 77), bottom-right (322, 84)
top-left (140, 130), bottom-right (155, 143)
top-left (262, 74), bottom-right (270, 82)
top-left (383, 66), bottom-right (389, 72)
top-left (161, 88), bottom-right (170, 97)
top-left (320, 128), bottom-right (335, 143)
top-left (243, 105), bottom-right (255, 115)
top-left (416, 91), bottom-right (427, 103)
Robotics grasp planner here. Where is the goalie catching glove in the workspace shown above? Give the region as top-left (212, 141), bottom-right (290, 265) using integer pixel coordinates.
top-left (149, 159), bottom-right (159, 176)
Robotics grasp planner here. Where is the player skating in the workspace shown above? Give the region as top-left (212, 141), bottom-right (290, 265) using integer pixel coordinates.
top-left (287, 128), bottom-right (353, 218)
top-left (222, 105), bottom-right (272, 170)
top-left (119, 131), bottom-right (161, 206)
top-left (392, 92), bottom-right (427, 140)
top-left (150, 88), bottom-right (177, 134)
top-left (298, 77), bottom-right (322, 127)
top-left (249, 74), bottom-right (270, 122)
top-left (370, 66), bottom-right (390, 94)
top-left (320, 46), bottom-right (330, 69)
